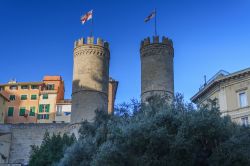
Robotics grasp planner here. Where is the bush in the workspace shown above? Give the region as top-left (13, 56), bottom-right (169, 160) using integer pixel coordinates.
top-left (29, 131), bottom-right (75, 166)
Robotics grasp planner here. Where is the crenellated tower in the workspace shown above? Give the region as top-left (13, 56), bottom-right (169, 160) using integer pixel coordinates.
top-left (71, 37), bottom-right (110, 123)
top-left (140, 36), bottom-right (174, 102)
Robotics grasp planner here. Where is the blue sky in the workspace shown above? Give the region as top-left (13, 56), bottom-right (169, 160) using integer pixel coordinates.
top-left (0, 0), bottom-right (250, 104)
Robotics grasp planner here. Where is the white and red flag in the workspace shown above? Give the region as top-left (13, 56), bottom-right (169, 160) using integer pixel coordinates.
top-left (81, 10), bottom-right (93, 24)
top-left (144, 11), bottom-right (156, 22)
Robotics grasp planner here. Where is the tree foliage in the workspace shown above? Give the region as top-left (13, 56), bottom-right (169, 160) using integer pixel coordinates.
top-left (29, 131), bottom-right (75, 166)
top-left (32, 95), bottom-right (250, 166)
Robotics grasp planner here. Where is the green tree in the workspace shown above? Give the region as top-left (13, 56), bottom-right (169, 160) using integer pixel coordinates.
top-left (29, 131), bottom-right (75, 166)
top-left (57, 95), bottom-right (250, 166)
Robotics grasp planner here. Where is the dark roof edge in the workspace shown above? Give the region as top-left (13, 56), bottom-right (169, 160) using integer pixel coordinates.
top-left (191, 67), bottom-right (250, 103)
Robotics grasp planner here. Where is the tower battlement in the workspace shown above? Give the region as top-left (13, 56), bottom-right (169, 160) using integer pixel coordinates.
top-left (74, 37), bottom-right (109, 49)
top-left (140, 36), bottom-right (173, 48)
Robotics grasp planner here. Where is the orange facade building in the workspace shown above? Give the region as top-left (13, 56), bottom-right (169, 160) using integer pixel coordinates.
top-left (0, 76), bottom-right (118, 124)
top-left (0, 76), bottom-right (64, 124)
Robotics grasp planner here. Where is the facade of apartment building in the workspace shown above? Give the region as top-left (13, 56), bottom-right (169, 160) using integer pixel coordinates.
top-left (0, 93), bottom-right (9, 123)
top-left (191, 68), bottom-right (250, 125)
top-left (0, 76), bottom-right (118, 124)
top-left (0, 76), bottom-right (64, 124)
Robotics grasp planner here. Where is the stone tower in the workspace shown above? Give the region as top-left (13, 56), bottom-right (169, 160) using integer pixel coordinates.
top-left (71, 37), bottom-right (110, 123)
top-left (140, 36), bottom-right (174, 102)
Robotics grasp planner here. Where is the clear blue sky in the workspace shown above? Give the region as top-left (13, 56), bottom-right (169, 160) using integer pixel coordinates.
top-left (0, 0), bottom-right (250, 104)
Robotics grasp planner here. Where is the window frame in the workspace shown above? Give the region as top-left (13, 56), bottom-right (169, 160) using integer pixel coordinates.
top-left (31, 85), bottom-right (39, 89)
top-left (9, 95), bottom-right (16, 101)
top-left (21, 94), bottom-right (28, 100)
top-left (29, 106), bottom-right (36, 116)
top-left (9, 85), bottom-right (18, 90)
top-left (31, 94), bottom-right (37, 100)
top-left (241, 117), bottom-right (249, 126)
top-left (19, 107), bottom-right (26, 116)
top-left (21, 85), bottom-right (29, 90)
top-left (238, 91), bottom-right (248, 108)
top-left (8, 107), bottom-right (14, 117)
top-left (43, 94), bottom-right (48, 99)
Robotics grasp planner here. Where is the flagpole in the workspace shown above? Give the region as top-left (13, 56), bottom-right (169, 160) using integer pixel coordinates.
top-left (154, 8), bottom-right (157, 36)
top-left (91, 12), bottom-right (93, 37)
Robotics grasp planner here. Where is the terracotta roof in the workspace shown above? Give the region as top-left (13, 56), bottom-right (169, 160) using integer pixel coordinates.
top-left (43, 76), bottom-right (62, 81)
top-left (191, 68), bottom-right (250, 103)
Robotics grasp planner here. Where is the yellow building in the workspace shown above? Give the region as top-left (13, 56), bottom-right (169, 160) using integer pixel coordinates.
top-left (0, 93), bottom-right (9, 123)
top-left (191, 68), bottom-right (250, 125)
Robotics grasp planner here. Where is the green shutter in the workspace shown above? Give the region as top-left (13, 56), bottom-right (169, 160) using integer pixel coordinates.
top-left (29, 107), bottom-right (35, 116)
top-left (9, 95), bottom-right (15, 101)
top-left (46, 114), bottom-right (49, 119)
top-left (37, 114), bottom-right (41, 119)
top-left (45, 104), bottom-right (50, 112)
top-left (19, 107), bottom-right (25, 116)
top-left (31, 95), bottom-right (37, 100)
top-left (8, 107), bottom-right (14, 116)
top-left (43, 94), bottom-right (48, 99)
top-left (39, 105), bottom-right (43, 113)
top-left (21, 95), bottom-right (27, 100)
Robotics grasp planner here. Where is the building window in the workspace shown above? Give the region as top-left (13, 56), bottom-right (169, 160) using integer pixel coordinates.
top-left (8, 107), bottom-right (14, 116)
top-left (46, 84), bottom-right (55, 90)
top-left (9, 85), bottom-right (18, 90)
top-left (19, 107), bottom-right (26, 116)
top-left (21, 95), bottom-right (28, 100)
top-left (29, 107), bottom-right (36, 116)
top-left (39, 104), bottom-right (50, 113)
top-left (241, 117), bottom-right (248, 126)
top-left (31, 85), bottom-right (39, 89)
top-left (37, 114), bottom-right (49, 119)
top-left (21, 85), bottom-right (29, 89)
top-left (43, 94), bottom-right (48, 99)
top-left (9, 95), bottom-right (15, 101)
top-left (0, 86), bottom-right (4, 91)
top-left (31, 95), bottom-right (37, 100)
top-left (56, 105), bottom-right (62, 116)
top-left (239, 92), bottom-right (248, 108)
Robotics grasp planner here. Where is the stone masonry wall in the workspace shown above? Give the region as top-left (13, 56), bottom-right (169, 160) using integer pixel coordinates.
top-left (72, 37), bottom-right (110, 123)
top-left (140, 36), bottom-right (174, 102)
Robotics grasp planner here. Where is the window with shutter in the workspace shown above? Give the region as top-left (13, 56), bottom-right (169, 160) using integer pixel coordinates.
top-left (39, 105), bottom-right (43, 113)
top-left (19, 107), bottom-right (26, 116)
top-left (45, 104), bottom-right (50, 112)
top-left (8, 107), bottom-right (14, 116)
top-left (31, 95), bottom-right (37, 100)
top-left (21, 95), bottom-right (27, 100)
top-left (29, 107), bottom-right (36, 116)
